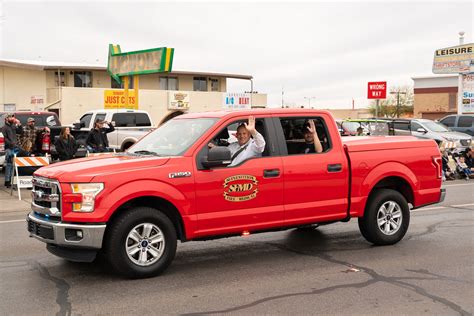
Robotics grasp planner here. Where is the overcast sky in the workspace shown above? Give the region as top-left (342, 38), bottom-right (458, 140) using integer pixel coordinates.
top-left (0, 0), bottom-right (473, 108)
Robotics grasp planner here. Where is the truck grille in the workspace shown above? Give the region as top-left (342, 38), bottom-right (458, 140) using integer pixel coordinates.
top-left (27, 219), bottom-right (54, 240)
top-left (31, 177), bottom-right (61, 217)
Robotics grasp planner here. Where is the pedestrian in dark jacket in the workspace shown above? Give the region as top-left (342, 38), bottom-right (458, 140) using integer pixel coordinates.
top-left (85, 119), bottom-right (115, 153)
top-left (55, 127), bottom-right (78, 161)
top-left (1, 114), bottom-right (23, 187)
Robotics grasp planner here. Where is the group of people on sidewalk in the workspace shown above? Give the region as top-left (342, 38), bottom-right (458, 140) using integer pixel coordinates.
top-left (2, 114), bottom-right (115, 188)
top-left (440, 142), bottom-right (473, 181)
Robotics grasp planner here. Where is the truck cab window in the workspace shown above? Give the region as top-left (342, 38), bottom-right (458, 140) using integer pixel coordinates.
top-left (279, 117), bottom-right (331, 155)
top-left (80, 113), bottom-right (93, 128)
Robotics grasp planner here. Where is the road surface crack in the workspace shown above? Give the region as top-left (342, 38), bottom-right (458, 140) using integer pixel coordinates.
top-left (31, 261), bottom-right (72, 316)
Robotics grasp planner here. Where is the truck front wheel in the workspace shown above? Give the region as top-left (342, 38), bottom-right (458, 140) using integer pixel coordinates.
top-left (105, 207), bottom-right (177, 278)
top-left (358, 189), bottom-right (409, 245)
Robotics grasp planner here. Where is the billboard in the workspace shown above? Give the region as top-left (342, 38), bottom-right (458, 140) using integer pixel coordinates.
top-left (223, 93), bottom-right (251, 109)
top-left (104, 90), bottom-right (137, 109)
top-left (462, 74), bottom-right (474, 113)
top-left (432, 43), bottom-right (474, 74)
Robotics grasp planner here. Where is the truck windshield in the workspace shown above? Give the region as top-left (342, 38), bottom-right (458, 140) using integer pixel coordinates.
top-left (128, 118), bottom-right (217, 156)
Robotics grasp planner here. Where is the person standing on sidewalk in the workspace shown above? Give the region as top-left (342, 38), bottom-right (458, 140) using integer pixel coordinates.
top-left (1, 114), bottom-right (23, 188)
top-left (21, 117), bottom-right (50, 154)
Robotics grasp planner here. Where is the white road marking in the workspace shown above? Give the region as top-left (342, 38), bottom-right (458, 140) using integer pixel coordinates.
top-left (451, 203), bottom-right (474, 208)
top-left (0, 219), bottom-right (26, 224)
top-left (412, 206), bottom-right (446, 212)
top-left (443, 183), bottom-right (474, 188)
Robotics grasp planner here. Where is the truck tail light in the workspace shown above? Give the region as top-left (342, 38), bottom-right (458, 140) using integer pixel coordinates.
top-left (0, 135), bottom-right (4, 152)
top-left (432, 156), bottom-right (442, 179)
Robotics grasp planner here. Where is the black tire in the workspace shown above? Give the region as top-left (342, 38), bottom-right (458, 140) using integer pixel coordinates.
top-left (358, 189), bottom-right (409, 245)
top-left (105, 207), bottom-right (177, 278)
top-left (122, 142), bottom-right (134, 151)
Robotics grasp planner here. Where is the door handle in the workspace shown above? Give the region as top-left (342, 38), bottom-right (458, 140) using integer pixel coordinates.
top-left (327, 164), bottom-right (342, 172)
top-left (264, 169), bottom-right (280, 178)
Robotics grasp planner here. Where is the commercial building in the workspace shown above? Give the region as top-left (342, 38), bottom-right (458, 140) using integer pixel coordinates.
top-left (0, 58), bottom-right (267, 124)
top-left (412, 74), bottom-right (459, 120)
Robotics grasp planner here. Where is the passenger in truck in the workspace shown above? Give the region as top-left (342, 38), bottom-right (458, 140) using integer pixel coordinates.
top-left (298, 120), bottom-right (323, 154)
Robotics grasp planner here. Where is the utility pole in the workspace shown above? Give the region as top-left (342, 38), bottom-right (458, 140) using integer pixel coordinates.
top-left (304, 96), bottom-right (316, 108)
top-left (390, 90), bottom-right (407, 118)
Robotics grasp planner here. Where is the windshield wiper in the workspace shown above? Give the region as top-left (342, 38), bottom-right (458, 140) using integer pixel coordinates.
top-left (131, 150), bottom-right (161, 156)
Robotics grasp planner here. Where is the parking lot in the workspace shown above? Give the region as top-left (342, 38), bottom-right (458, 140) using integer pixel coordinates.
top-left (1, 178), bottom-right (472, 315)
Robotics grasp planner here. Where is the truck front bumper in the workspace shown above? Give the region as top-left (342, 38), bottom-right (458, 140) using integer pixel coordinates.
top-left (26, 212), bottom-right (106, 249)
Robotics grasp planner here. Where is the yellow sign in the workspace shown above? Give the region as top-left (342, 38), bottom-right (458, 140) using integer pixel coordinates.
top-left (223, 175), bottom-right (259, 202)
top-left (104, 90), bottom-right (137, 109)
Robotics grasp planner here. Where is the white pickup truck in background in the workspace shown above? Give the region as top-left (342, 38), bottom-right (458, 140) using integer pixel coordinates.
top-left (72, 109), bottom-right (154, 151)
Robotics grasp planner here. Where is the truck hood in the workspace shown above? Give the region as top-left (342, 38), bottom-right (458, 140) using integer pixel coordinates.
top-left (438, 131), bottom-right (472, 140)
top-left (35, 154), bottom-right (170, 182)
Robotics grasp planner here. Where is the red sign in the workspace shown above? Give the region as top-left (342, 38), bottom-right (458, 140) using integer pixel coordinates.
top-left (367, 81), bottom-right (387, 99)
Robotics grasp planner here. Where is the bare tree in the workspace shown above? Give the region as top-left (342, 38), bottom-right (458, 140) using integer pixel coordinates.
top-left (368, 85), bottom-right (414, 118)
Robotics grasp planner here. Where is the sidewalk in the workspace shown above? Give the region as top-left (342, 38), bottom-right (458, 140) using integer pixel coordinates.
top-left (0, 175), bottom-right (32, 221)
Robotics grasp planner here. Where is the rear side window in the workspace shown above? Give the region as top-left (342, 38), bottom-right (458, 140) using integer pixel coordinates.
top-left (440, 116), bottom-right (455, 127)
top-left (393, 121), bottom-right (409, 131)
top-left (135, 113), bottom-right (151, 126)
top-left (112, 113), bottom-right (151, 127)
top-left (279, 117), bottom-right (331, 155)
top-left (458, 116), bottom-right (473, 127)
top-left (112, 113), bottom-right (134, 127)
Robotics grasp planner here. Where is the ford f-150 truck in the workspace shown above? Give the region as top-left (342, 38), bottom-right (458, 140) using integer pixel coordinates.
top-left (26, 109), bottom-right (445, 278)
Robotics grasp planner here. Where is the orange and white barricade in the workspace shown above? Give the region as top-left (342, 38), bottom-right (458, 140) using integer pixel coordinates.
top-left (10, 155), bottom-right (50, 200)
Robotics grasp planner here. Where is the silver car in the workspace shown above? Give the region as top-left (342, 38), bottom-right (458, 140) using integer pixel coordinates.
top-left (393, 118), bottom-right (472, 150)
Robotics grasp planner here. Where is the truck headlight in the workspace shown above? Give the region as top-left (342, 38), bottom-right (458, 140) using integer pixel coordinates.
top-left (71, 183), bottom-right (104, 212)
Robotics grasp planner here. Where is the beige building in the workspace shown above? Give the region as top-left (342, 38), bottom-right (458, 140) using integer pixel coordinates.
top-left (412, 74), bottom-right (458, 120)
top-left (0, 59), bottom-right (267, 124)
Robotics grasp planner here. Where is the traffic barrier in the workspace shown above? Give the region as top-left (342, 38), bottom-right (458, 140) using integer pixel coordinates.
top-left (10, 155), bottom-right (50, 200)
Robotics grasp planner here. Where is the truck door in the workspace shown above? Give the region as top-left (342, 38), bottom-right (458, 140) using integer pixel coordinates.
top-left (193, 117), bottom-right (284, 237)
top-left (276, 115), bottom-right (349, 225)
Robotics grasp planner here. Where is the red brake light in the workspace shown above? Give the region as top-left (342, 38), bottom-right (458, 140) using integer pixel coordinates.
top-left (432, 156), bottom-right (442, 179)
top-left (0, 135), bottom-right (4, 152)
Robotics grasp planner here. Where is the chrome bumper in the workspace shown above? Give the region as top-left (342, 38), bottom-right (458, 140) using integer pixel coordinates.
top-left (27, 212), bottom-right (106, 249)
top-left (439, 188), bottom-right (446, 203)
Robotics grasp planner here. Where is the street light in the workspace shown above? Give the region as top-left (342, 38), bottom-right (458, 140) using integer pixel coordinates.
top-left (304, 97), bottom-right (316, 108)
top-left (390, 91), bottom-right (407, 118)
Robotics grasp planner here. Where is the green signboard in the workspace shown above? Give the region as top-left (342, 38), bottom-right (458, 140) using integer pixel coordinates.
top-left (107, 44), bottom-right (175, 84)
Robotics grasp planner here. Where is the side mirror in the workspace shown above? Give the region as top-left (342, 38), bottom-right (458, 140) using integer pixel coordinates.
top-left (202, 147), bottom-right (232, 169)
top-left (417, 128), bottom-right (427, 134)
top-left (72, 121), bottom-right (85, 129)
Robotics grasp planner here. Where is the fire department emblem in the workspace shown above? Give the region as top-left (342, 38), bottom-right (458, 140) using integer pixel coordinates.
top-left (223, 175), bottom-right (258, 202)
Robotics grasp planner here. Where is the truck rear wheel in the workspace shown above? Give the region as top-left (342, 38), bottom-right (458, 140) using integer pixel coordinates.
top-left (358, 189), bottom-right (409, 245)
top-left (105, 207), bottom-right (177, 278)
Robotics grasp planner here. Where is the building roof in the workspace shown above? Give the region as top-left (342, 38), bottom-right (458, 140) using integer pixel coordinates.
top-left (0, 58), bottom-right (253, 80)
top-left (411, 74), bottom-right (458, 80)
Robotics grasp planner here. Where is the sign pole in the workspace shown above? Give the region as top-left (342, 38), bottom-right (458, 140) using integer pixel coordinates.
top-left (124, 76), bottom-right (129, 108)
top-left (375, 99), bottom-right (379, 119)
top-left (134, 75), bottom-right (139, 109)
top-left (458, 74), bottom-right (463, 115)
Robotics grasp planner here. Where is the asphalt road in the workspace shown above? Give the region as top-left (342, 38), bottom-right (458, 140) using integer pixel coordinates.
top-left (0, 181), bottom-right (473, 315)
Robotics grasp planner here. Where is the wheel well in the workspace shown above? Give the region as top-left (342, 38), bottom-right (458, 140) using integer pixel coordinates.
top-left (107, 196), bottom-right (186, 241)
top-left (121, 141), bottom-right (135, 151)
top-left (369, 176), bottom-right (414, 206)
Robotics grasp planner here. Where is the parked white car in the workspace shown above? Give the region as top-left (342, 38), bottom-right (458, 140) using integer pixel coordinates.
top-left (72, 109), bottom-right (155, 151)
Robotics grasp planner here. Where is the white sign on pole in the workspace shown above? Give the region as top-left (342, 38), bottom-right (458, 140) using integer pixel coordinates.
top-left (461, 74), bottom-right (474, 113)
top-left (223, 93), bottom-right (251, 110)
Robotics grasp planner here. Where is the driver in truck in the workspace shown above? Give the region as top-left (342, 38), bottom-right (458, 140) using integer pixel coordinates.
top-left (209, 116), bottom-right (266, 166)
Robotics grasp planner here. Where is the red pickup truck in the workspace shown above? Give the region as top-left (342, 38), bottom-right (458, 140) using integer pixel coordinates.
top-left (27, 109), bottom-right (445, 278)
